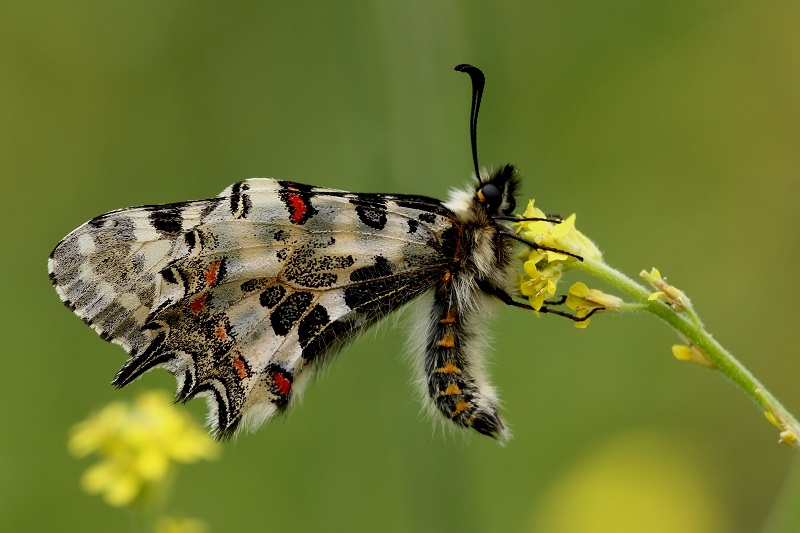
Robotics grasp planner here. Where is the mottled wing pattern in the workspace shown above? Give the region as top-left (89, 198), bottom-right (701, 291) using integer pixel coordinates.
top-left (49, 198), bottom-right (223, 356)
top-left (50, 179), bottom-right (458, 435)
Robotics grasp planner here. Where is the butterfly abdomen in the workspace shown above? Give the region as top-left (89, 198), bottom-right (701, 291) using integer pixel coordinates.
top-left (423, 274), bottom-right (508, 441)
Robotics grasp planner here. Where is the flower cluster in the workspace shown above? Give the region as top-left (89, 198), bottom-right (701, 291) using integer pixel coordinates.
top-left (69, 390), bottom-right (220, 507)
top-left (517, 200), bottom-right (596, 307)
top-left (516, 199), bottom-right (617, 326)
top-left (565, 282), bottom-right (623, 328)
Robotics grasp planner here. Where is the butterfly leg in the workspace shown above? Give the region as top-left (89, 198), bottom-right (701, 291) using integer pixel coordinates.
top-left (423, 281), bottom-right (507, 441)
top-left (477, 279), bottom-right (598, 322)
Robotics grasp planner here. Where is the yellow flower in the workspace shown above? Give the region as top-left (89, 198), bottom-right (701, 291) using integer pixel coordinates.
top-left (520, 251), bottom-right (562, 310)
top-left (516, 199), bottom-right (603, 313)
top-left (157, 516), bottom-right (209, 533)
top-left (760, 391), bottom-right (800, 448)
top-left (764, 412), bottom-right (799, 447)
top-left (641, 268), bottom-right (691, 312)
top-left (671, 344), bottom-right (716, 369)
top-left (516, 200), bottom-right (602, 263)
top-left (69, 391), bottom-right (220, 507)
top-left (565, 282), bottom-right (623, 328)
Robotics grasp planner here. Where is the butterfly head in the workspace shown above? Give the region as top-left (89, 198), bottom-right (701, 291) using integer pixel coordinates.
top-left (475, 164), bottom-right (519, 216)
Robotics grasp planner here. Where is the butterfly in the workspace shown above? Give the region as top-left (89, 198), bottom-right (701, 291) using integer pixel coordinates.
top-left (49, 65), bottom-right (579, 441)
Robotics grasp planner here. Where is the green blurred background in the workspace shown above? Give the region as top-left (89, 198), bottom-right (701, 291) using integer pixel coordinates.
top-left (3, 2), bottom-right (800, 531)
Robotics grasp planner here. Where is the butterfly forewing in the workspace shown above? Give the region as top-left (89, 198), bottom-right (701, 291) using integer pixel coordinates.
top-left (50, 178), bottom-right (469, 435)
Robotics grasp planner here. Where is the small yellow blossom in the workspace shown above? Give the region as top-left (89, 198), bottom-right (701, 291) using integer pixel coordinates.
top-left (565, 282), bottom-right (623, 328)
top-left (157, 516), bottom-right (209, 533)
top-left (520, 252), bottom-right (562, 310)
top-left (516, 199), bottom-right (602, 313)
top-left (69, 391), bottom-right (220, 507)
top-left (641, 267), bottom-right (691, 311)
top-left (761, 392), bottom-right (800, 448)
top-left (764, 411), bottom-right (799, 446)
top-left (516, 200), bottom-right (602, 263)
top-left (671, 344), bottom-right (716, 369)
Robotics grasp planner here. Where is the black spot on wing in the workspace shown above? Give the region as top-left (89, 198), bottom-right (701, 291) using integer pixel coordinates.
top-left (160, 267), bottom-right (178, 285)
top-left (350, 197), bottom-right (388, 230)
top-left (147, 203), bottom-right (190, 235)
top-left (392, 194), bottom-right (451, 216)
top-left (273, 229), bottom-right (293, 243)
top-left (349, 255), bottom-right (392, 283)
top-left (270, 291), bottom-right (314, 336)
top-left (418, 212), bottom-right (436, 224)
top-left (288, 271), bottom-right (338, 289)
top-left (85, 215), bottom-right (136, 244)
top-left (242, 278), bottom-right (270, 294)
top-left (343, 255), bottom-right (437, 317)
top-left (229, 181), bottom-right (252, 219)
top-left (298, 304), bottom-right (330, 351)
top-left (282, 243), bottom-right (354, 288)
top-left (344, 268), bottom-right (439, 319)
top-left (299, 317), bottom-right (357, 365)
top-left (259, 285), bottom-right (287, 309)
top-left (355, 206), bottom-right (387, 229)
top-left (184, 230), bottom-right (196, 248)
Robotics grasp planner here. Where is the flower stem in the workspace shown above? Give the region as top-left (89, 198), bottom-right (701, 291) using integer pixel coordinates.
top-left (575, 257), bottom-right (800, 448)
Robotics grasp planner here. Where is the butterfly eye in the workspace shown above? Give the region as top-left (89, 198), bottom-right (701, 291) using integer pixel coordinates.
top-left (479, 183), bottom-right (502, 213)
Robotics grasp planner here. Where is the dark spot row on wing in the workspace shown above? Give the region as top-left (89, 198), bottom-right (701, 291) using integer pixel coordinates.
top-left (270, 291), bottom-right (314, 336)
top-left (259, 284), bottom-right (286, 309)
top-left (343, 264), bottom-right (437, 319)
top-left (147, 204), bottom-right (185, 235)
top-left (281, 241), bottom-right (355, 289)
top-left (229, 181), bottom-right (252, 219)
top-left (347, 196), bottom-right (389, 230)
top-left (354, 204), bottom-right (388, 230)
top-left (144, 200), bottom-right (219, 236)
top-left (241, 278), bottom-right (271, 295)
top-left (348, 255), bottom-right (392, 283)
top-left (319, 190), bottom-right (452, 218)
top-left (297, 304), bottom-right (330, 351)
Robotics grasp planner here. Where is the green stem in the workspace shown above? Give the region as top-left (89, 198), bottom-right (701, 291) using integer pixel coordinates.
top-left (575, 257), bottom-right (800, 448)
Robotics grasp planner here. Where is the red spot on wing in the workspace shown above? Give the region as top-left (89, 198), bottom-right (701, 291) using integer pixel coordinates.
top-left (234, 358), bottom-right (248, 379)
top-left (189, 295), bottom-right (207, 314)
top-left (205, 259), bottom-right (222, 286)
top-left (273, 372), bottom-right (291, 396)
top-left (214, 325), bottom-right (228, 340)
top-left (287, 194), bottom-right (307, 224)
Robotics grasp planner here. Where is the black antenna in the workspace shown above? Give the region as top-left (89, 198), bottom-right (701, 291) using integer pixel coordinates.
top-left (454, 64), bottom-right (485, 179)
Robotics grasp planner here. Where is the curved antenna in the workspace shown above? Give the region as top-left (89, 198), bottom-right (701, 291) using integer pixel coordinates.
top-left (454, 64), bottom-right (485, 179)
